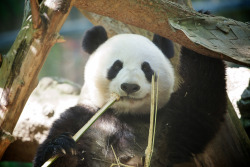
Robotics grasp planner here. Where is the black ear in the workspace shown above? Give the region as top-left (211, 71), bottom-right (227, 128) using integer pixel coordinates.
top-left (153, 34), bottom-right (174, 59)
top-left (82, 26), bottom-right (108, 54)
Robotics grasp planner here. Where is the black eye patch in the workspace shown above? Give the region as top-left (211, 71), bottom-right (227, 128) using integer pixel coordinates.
top-left (107, 60), bottom-right (123, 80)
top-left (141, 62), bottom-right (155, 82)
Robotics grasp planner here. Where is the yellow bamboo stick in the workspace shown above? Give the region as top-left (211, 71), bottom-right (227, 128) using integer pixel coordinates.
top-left (41, 93), bottom-right (120, 167)
top-left (144, 74), bottom-right (158, 167)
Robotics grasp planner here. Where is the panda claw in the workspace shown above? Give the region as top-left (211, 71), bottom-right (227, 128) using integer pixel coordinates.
top-left (61, 148), bottom-right (66, 155)
top-left (48, 133), bottom-right (77, 157)
top-left (71, 148), bottom-right (77, 155)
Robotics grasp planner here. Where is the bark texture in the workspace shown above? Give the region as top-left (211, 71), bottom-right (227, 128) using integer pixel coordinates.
top-left (74, 0), bottom-right (250, 66)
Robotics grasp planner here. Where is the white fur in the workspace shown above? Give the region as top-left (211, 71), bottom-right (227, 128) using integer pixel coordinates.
top-left (78, 34), bottom-right (175, 114)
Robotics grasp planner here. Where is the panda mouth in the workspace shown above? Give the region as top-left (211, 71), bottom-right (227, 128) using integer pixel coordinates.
top-left (119, 96), bottom-right (143, 105)
top-left (120, 94), bottom-right (149, 101)
top-left (120, 96), bottom-right (142, 101)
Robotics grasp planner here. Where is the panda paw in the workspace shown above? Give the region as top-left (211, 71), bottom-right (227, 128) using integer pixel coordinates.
top-left (33, 132), bottom-right (77, 167)
top-left (47, 132), bottom-right (77, 157)
top-left (50, 133), bottom-right (76, 156)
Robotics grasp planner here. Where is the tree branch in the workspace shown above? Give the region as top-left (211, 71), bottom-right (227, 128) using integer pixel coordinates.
top-left (0, 0), bottom-right (75, 159)
top-left (79, 0), bottom-right (191, 39)
top-left (30, 0), bottom-right (41, 29)
top-left (75, 0), bottom-right (250, 66)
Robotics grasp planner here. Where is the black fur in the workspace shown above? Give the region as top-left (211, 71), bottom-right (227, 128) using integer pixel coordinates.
top-left (107, 60), bottom-right (123, 80)
top-left (82, 26), bottom-right (108, 54)
top-left (153, 34), bottom-right (174, 59)
top-left (141, 61), bottom-right (155, 82)
top-left (33, 106), bottom-right (94, 167)
top-left (34, 26), bottom-right (228, 166)
top-left (156, 47), bottom-right (227, 164)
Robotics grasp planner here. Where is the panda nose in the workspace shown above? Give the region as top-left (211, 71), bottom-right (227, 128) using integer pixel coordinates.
top-left (121, 83), bottom-right (140, 94)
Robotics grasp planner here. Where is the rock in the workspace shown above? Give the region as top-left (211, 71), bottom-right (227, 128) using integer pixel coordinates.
top-left (226, 67), bottom-right (250, 117)
top-left (2, 77), bottom-right (81, 162)
top-left (237, 80), bottom-right (250, 118)
top-left (237, 80), bottom-right (250, 137)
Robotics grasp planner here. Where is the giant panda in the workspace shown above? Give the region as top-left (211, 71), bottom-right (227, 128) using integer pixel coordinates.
top-left (33, 25), bottom-right (227, 167)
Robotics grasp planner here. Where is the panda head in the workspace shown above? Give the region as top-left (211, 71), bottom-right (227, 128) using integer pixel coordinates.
top-left (79, 26), bottom-right (175, 114)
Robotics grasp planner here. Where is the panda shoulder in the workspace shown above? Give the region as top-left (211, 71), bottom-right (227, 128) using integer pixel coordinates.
top-left (49, 105), bottom-right (96, 135)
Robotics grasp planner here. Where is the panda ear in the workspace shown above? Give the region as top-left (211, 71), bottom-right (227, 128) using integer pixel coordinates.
top-left (82, 26), bottom-right (108, 54)
top-left (153, 34), bottom-right (174, 59)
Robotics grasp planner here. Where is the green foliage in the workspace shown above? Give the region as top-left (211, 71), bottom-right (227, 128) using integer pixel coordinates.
top-left (0, 162), bottom-right (32, 167)
top-left (0, 0), bottom-right (24, 32)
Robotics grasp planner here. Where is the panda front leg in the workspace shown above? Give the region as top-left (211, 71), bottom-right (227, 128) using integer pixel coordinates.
top-left (33, 132), bottom-right (79, 167)
top-left (33, 105), bottom-right (95, 167)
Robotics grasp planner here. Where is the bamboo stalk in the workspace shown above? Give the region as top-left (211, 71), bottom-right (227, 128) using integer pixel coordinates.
top-left (41, 93), bottom-right (120, 167)
top-left (144, 74), bottom-right (158, 167)
top-left (151, 75), bottom-right (159, 159)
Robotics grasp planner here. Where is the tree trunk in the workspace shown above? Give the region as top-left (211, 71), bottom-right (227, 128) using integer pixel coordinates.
top-left (79, 0), bottom-right (191, 39)
top-left (0, 0), bottom-right (75, 159)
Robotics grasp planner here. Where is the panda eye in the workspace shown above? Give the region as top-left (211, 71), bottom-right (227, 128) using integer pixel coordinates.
top-left (141, 62), bottom-right (151, 72)
top-left (141, 61), bottom-right (155, 82)
top-left (107, 60), bottom-right (123, 80)
top-left (113, 61), bottom-right (123, 71)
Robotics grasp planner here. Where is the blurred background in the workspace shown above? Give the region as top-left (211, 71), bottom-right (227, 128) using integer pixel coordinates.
top-left (0, 0), bottom-right (249, 167)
